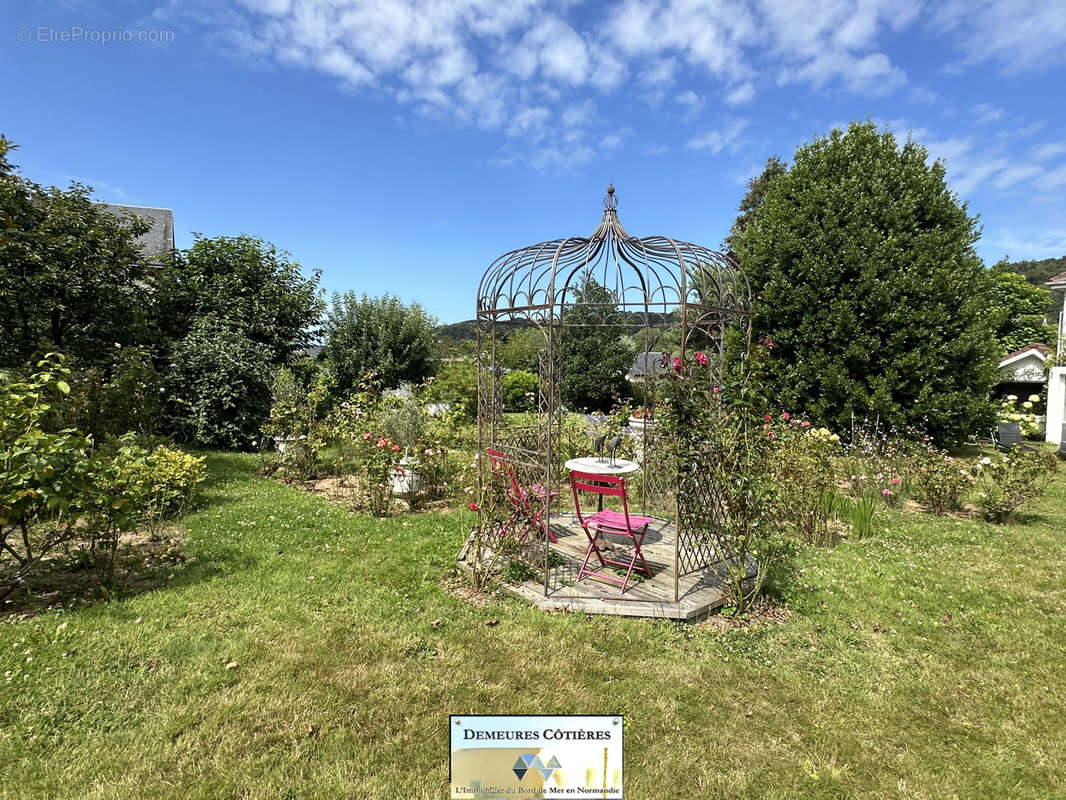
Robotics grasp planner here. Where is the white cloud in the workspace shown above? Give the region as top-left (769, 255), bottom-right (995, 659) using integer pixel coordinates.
top-left (934, 0), bottom-right (1066, 74)
top-left (686, 118), bottom-right (748, 154)
top-left (908, 86), bottom-right (939, 104)
top-left (972, 102), bottom-right (1005, 124)
top-left (1031, 142), bottom-right (1066, 161)
top-left (990, 164), bottom-right (1043, 191)
top-left (724, 81), bottom-right (755, 105)
top-left (1035, 165), bottom-right (1066, 192)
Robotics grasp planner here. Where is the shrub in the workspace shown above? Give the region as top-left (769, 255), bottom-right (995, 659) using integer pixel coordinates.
top-left (0, 357), bottom-right (204, 598)
top-left (770, 417), bottom-right (840, 545)
top-left (661, 351), bottom-right (783, 612)
top-left (262, 366), bottom-right (332, 483)
top-left (123, 443), bottom-right (206, 531)
top-left (164, 319), bottom-right (273, 449)
top-left (381, 395), bottom-right (427, 455)
top-left (913, 448), bottom-right (974, 514)
top-left (425, 360), bottom-right (478, 419)
top-left (732, 122), bottom-right (1000, 445)
top-left (973, 450), bottom-right (1058, 523)
top-left (997, 394), bottom-right (1044, 439)
top-left (502, 369), bottom-right (539, 412)
top-left (322, 292), bottom-right (438, 400)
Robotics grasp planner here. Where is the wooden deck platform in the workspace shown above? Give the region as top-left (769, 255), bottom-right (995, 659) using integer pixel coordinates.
top-left (459, 514), bottom-right (749, 622)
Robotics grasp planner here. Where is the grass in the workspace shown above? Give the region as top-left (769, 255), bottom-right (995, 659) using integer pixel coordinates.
top-left (2, 452), bottom-right (1065, 799)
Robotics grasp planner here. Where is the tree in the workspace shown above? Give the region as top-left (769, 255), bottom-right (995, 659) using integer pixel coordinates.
top-left (726, 155), bottom-right (787, 253)
top-left (499, 327), bottom-right (545, 372)
top-left (559, 276), bottom-right (634, 412)
top-left (323, 293), bottom-right (438, 397)
top-left (163, 319), bottom-right (273, 449)
top-left (732, 122), bottom-right (1000, 444)
top-left (153, 235), bottom-right (323, 365)
top-left (993, 255), bottom-right (1065, 316)
top-left (983, 270), bottom-right (1057, 353)
top-left (0, 137), bottom-right (154, 368)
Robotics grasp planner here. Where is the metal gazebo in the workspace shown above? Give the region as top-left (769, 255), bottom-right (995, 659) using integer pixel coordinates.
top-left (472, 186), bottom-right (752, 611)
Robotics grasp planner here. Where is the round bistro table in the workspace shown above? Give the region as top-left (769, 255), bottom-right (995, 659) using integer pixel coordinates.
top-left (564, 457), bottom-right (640, 525)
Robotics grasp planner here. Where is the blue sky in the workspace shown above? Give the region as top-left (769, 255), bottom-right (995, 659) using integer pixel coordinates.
top-left (5, 0), bottom-right (1066, 323)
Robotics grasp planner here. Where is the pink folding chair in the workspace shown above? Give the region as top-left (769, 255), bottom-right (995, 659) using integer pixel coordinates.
top-left (486, 448), bottom-right (559, 544)
top-left (569, 470), bottom-right (654, 594)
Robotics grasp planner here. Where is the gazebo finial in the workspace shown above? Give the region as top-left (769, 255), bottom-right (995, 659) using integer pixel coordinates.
top-left (604, 183), bottom-right (618, 211)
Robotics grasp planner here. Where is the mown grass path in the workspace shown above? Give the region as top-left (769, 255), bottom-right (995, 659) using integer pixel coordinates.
top-left (2, 452), bottom-right (1064, 799)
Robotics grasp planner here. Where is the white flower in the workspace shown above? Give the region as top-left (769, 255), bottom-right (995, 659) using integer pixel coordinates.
top-left (980, 457), bottom-right (991, 465)
top-left (1028, 394), bottom-right (1040, 403)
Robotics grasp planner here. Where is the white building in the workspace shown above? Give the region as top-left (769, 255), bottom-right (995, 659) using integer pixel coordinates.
top-left (1045, 271), bottom-right (1066, 445)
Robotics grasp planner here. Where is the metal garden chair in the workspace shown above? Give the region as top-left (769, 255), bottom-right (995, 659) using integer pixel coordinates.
top-left (486, 448), bottom-right (559, 544)
top-left (569, 469), bottom-right (653, 594)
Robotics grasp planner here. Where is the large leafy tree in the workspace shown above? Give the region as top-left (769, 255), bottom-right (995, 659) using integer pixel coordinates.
top-left (983, 270), bottom-right (1057, 353)
top-left (993, 255), bottom-right (1065, 316)
top-left (732, 122), bottom-right (999, 444)
top-left (0, 137), bottom-right (153, 368)
top-left (559, 276), bottom-right (634, 412)
top-left (152, 236), bottom-right (323, 447)
top-left (153, 235), bottom-right (323, 364)
top-left (323, 292), bottom-right (438, 396)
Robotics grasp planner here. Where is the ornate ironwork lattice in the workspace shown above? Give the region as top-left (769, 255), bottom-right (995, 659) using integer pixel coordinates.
top-left (475, 186), bottom-right (751, 601)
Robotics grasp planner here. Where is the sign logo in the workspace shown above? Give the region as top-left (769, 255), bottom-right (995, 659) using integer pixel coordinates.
top-left (450, 715), bottom-right (623, 799)
top-left (512, 754), bottom-right (562, 782)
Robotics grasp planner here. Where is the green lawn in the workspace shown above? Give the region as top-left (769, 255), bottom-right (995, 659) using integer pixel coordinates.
top-left (2, 452), bottom-right (1065, 799)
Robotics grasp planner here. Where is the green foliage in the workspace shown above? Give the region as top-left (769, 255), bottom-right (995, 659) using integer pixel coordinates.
top-left (661, 351), bottom-right (783, 612)
top-left (121, 444), bottom-right (206, 531)
top-left (993, 254), bottom-right (1065, 316)
top-left (381, 395), bottom-right (427, 453)
top-left (770, 419), bottom-right (840, 546)
top-left (499, 328), bottom-right (544, 371)
top-left (727, 155), bottom-right (787, 251)
top-left (913, 448), bottom-right (974, 514)
top-left (323, 293), bottom-right (438, 399)
top-left (733, 122), bottom-right (1000, 445)
top-left (559, 276), bottom-right (635, 412)
top-left (153, 235), bottom-right (323, 365)
top-left (502, 369), bottom-right (538, 412)
top-left (973, 450), bottom-right (1059, 523)
top-left (164, 319), bottom-right (274, 449)
top-left (0, 140), bottom-right (154, 368)
top-left (59, 346), bottom-right (164, 440)
top-left (1, 356), bottom-right (204, 597)
top-left (425, 360), bottom-right (478, 419)
top-left (261, 366), bottom-right (332, 483)
top-left (997, 393), bottom-right (1044, 438)
top-left (983, 271), bottom-right (1057, 353)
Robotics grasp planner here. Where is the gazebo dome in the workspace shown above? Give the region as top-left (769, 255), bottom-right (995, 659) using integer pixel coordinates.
top-left (477, 185), bottom-right (749, 324)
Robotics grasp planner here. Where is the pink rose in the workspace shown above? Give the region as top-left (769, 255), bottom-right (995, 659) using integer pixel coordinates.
top-left (882, 488), bottom-right (891, 496)
top-left (672, 356), bottom-right (683, 372)
top-left (890, 477), bottom-right (900, 485)
top-left (800, 420), bottom-right (810, 428)
top-left (782, 412), bottom-right (790, 420)
top-left (694, 351), bottom-right (708, 367)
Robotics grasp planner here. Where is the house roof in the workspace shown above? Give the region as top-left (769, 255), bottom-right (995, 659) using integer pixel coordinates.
top-left (1046, 270), bottom-right (1066, 287)
top-left (998, 343), bottom-right (1050, 370)
top-left (1002, 343), bottom-right (1049, 360)
top-left (628, 351), bottom-right (668, 377)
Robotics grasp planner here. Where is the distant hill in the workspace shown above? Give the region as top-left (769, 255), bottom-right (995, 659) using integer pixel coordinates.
top-left (439, 310), bottom-right (678, 341)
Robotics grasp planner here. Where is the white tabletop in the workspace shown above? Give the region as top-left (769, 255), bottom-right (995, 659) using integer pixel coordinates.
top-left (565, 457), bottom-right (639, 475)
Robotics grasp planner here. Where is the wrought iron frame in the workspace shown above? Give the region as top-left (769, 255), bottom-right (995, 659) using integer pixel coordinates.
top-left (475, 186), bottom-right (752, 602)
